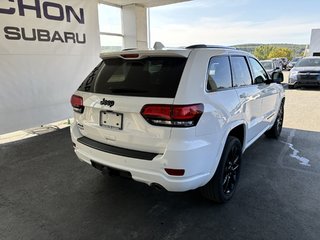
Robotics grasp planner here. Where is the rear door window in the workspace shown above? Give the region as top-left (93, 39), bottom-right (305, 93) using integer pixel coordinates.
top-left (230, 56), bottom-right (252, 87)
top-left (78, 57), bottom-right (187, 98)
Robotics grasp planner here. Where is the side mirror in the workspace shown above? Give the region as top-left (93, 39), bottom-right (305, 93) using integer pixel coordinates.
top-left (271, 72), bottom-right (283, 83)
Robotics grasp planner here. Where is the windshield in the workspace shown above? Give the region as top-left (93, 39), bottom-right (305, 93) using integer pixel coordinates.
top-left (261, 61), bottom-right (273, 70)
top-left (291, 57), bottom-right (301, 63)
top-left (78, 57), bottom-right (187, 98)
top-left (295, 58), bottom-right (320, 67)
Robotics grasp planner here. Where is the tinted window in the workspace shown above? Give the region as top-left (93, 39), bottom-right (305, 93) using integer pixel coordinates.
top-left (78, 57), bottom-right (187, 98)
top-left (207, 56), bottom-right (232, 91)
top-left (230, 56), bottom-right (252, 87)
top-left (261, 61), bottom-right (273, 70)
top-left (291, 57), bottom-right (301, 62)
top-left (295, 58), bottom-right (320, 67)
top-left (249, 58), bottom-right (268, 84)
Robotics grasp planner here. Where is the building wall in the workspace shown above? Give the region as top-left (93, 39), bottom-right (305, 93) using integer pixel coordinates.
top-left (0, 0), bottom-right (101, 134)
top-left (309, 29), bottom-right (320, 56)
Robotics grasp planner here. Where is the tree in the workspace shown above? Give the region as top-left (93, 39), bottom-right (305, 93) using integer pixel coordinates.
top-left (268, 47), bottom-right (293, 60)
top-left (253, 45), bottom-right (275, 60)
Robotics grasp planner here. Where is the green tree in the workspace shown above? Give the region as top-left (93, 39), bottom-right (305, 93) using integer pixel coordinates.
top-left (253, 45), bottom-right (274, 60)
top-left (268, 47), bottom-right (293, 60)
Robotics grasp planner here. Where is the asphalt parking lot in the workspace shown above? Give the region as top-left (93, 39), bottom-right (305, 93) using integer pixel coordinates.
top-left (1, 73), bottom-right (320, 240)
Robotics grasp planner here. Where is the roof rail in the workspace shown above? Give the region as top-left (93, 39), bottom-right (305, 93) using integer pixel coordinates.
top-left (186, 44), bottom-right (236, 50)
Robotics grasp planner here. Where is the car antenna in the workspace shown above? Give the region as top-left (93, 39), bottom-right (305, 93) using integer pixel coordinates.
top-left (153, 41), bottom-right (165, 50)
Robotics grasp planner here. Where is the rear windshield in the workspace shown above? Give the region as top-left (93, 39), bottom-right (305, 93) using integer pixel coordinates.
top-left (78, 57), bottom-right (187, 98)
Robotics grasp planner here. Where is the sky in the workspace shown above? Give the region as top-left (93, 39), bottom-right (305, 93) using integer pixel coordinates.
top-left (149, 0), bottom-right (320, 47)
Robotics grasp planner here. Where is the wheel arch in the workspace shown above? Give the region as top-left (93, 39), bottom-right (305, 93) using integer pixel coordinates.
top-left (228, 123), bottom-right (246, 150)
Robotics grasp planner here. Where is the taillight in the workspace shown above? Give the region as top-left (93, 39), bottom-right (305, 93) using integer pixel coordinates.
top-left (141, 104), bottom-right (204, 127)
top-left (70, 95), bottom-right (84, 113)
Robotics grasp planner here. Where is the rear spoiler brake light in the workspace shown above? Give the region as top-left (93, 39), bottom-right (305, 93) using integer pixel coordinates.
top-left (120, 54), bottom-right (140, 59)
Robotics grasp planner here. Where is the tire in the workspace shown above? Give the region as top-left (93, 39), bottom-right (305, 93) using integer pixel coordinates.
top-left (288, 85), bottom-right (295, 89)
top-left (200, 136), bottom-right (242, 203)
top-left (265, 101), bottom-right (284, 139)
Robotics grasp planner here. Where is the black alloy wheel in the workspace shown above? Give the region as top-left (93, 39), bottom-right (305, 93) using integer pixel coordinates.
top-left (265, 102), bottom-right (284, 139)
top-left (276, 103), bottom-right (284, 136)
top-left (200, 136), bottom-right (242, 203)
top-left (223, 143), bottom-right (241, 195)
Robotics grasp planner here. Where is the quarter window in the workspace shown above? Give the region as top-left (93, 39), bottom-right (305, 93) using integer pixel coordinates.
top-left (207, 56), bottom-right (232, 91)
top-left (230, 56), bottom-right (252, 87)
top-left (249, 58), bottom-right (268, 84)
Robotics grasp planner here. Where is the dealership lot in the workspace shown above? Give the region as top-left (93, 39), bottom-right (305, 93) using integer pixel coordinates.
top-left (1, 79), bottom-right (319, 240)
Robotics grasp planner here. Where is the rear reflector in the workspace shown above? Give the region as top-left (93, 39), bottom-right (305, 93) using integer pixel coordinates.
top-left (70, 95), bottom-right (84, 113)
top-left (141, 104), bottom-right (204, 127)
top-left (165, 168), bottom-right (185, 176)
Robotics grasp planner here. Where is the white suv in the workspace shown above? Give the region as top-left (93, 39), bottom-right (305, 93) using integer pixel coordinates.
top-left (70, 45), bottom-right (285, 203)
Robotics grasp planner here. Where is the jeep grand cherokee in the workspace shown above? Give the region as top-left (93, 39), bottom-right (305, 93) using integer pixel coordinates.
top-left (70, 44), bottom-right (285, 203)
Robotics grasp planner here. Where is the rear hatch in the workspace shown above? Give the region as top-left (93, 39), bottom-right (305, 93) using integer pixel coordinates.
top-left (72, 51), bottom-right (189, 154)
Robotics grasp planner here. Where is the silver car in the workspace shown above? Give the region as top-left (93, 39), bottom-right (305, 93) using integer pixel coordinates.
top-left (288, 57), bottom-right (320, 88)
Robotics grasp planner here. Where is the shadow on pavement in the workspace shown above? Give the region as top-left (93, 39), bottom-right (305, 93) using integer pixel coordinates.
top-left (0, 127), bottom-right (319, 240)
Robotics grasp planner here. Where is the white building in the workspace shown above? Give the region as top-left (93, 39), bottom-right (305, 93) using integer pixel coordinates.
top-left (0, 0), bottom-right (189, 134)
top-left (309, 29), bottom-right (320, 56)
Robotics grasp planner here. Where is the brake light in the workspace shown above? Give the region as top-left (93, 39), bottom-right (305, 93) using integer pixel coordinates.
top-left (70, 95), bottom-right (84, 113)
top-left (120, 54), bottom-right (139, 59)
top-left (141, 104), bottom-right (204, 127)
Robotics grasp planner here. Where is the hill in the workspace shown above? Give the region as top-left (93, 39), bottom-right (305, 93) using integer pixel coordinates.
top-left (232, 43), bottom-right (307, 57)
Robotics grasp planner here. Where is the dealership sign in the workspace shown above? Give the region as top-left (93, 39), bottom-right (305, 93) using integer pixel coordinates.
top-left (0, 0), bottom-right (100, 134)
top-left (1, 0), bottom-right (86, 44)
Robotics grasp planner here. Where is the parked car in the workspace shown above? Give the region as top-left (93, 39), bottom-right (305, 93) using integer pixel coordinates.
top-left (70, 44), bottom-right (285, 203)
top-left (260, 59), bottom-right (283, 77)
top-left (288, 57), bottom-right (320, 89)
top-left (287, 57), bottom-right (302, 70)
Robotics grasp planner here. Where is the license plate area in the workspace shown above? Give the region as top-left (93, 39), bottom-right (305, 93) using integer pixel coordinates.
top-left (100, 111), bottom-right (123, 130)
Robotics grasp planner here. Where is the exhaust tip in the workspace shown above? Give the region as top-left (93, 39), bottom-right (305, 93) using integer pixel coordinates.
top-left (151, 183), bottom-right (166, 191)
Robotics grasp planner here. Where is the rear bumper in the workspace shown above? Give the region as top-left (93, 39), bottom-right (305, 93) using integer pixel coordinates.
top-left (77, 136), bottom-right (157, 160)
top-left (70, 122), bottom-right (218, 192)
